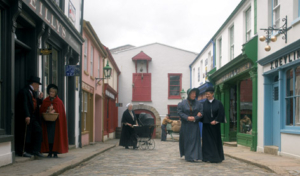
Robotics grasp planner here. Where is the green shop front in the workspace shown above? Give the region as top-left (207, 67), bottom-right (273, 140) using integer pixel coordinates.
top-left (208, 36), bottom-right (258, 151)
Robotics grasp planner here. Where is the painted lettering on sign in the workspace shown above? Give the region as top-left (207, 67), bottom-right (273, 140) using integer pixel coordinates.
top-left (82, 82), bottom-right (94, 93)
top-left (105, 90), bottom-right (115, 100)
top-left (23, 0), bottom-right (80, 53)
top-left (270, 49), bottom-right (300, 69)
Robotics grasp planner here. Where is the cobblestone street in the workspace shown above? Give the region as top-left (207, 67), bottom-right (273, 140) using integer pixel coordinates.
top-left (61, 139), bottom-right (277, 176)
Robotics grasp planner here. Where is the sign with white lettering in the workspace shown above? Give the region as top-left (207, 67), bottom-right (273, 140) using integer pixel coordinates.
top-left (23, 0), bottom-right (81, 53)
top-left (82, 82), bottom-right (94, 93)
top-left (105, 90), bottom-right (115, 100)
top-left (65, 65), bottom-right (80, 76)
top-left (269, 49), bottom-right (300, 70)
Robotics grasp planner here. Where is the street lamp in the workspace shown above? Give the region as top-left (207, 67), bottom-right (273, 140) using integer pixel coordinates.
top-left (95, 60), bottom-right (112, 85)
top-left (180, 89), bottom-right (186, 100)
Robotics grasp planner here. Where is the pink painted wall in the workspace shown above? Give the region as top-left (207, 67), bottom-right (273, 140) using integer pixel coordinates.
top-left (82, 30), bottom-right (104, 143)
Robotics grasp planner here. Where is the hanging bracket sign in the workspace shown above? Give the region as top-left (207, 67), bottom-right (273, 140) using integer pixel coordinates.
top-left (65, 65), bottom-right (80, 76)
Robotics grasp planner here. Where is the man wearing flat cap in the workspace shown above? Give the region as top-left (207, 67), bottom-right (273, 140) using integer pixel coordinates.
top-left (15, 76), bottom-right (44, 159)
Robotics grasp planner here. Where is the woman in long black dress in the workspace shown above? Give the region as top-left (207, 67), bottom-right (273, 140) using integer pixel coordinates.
top-left (119, 103), bottom-right (138, 149)
top-left (201, 87), bottom-right (226, 163)
top-left (177, 88), bottom-right (203, 162)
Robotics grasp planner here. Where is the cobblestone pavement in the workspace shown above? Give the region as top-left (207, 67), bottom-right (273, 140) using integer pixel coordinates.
top-left (61, 139), bottom-right (278, 176)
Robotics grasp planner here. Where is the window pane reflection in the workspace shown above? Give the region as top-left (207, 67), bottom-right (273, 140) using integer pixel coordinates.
top-left (240, 78), bottom-right (252, 134)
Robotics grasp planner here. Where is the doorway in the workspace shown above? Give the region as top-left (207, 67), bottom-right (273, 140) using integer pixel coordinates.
top-left (229, 85), bottom-right (237, 141)
top-left (272, 76), bottom-right (280, 147)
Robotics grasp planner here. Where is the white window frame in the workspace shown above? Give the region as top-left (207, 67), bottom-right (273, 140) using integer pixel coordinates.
top-left (230, 25), bottom-right (234, 60)
top-left (219, 38), bottom-right (222, 67)
top-left (246, 7), bottom-right (252, 42)
top-left (84, 38), bottom-right (88, 72)
top-left (90, 46), bottom-right (93, 76)
top-left (198, 67), bottom-right (200, 82)
top-left (272, 0), bottom-right (280, 28)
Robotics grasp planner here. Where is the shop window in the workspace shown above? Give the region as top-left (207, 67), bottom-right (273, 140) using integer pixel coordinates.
top-left (44, 46), bottom-right (59, 97)
top-left (239, 78), bottom-right (253, 134)
top-left (285, 66), bottom-right (300, 126)
top-left (168, 105), bottom-right (179, 120)
top-left (245, 7), bottom-right (251, 42)
top-left (230, 25), bottom-right (234, 60)
top-left (90, 46), bottom-right (93, 76)
top-left (168, 74), bottom-right (182, 99)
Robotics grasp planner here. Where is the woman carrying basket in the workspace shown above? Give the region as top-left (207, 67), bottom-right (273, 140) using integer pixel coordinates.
top-left (40, 84), bottom-right (68, 158)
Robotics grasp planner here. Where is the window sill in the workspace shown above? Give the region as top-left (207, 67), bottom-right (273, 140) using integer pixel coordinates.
top-left (81, 131), bottom-right (89, 135)
top-left (90, 76), bottom-right (95, 80)
top-left (291, 17), bottom-right (300, 26)
top-left (281, 129), bottom-right (300, 135)
top-left (168, 96), bottom-right (182, 99)
top-left (0, 135), bottom-right (14, 143)
top-left (84, 71), bottom-right (89, 76)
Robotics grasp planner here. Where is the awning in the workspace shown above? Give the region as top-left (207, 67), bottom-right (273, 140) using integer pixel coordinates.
top-left (198, 82), bottom-right (213, 95)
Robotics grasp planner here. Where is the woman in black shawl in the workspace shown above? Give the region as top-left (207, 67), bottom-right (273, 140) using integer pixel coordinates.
top-left (177, 88), bottom-right (203, 162)
top-left (119, 103), bottom-right (138, 149)
top-left (201, 87), bottom-right (226, 163)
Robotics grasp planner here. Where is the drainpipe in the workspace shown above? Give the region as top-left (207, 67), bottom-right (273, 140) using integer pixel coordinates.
top-left (79, 0), bottom-right (84, 148)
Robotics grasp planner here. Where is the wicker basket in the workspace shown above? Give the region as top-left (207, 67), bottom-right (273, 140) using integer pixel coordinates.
top-left (43, 113), bottom-right (59, 121)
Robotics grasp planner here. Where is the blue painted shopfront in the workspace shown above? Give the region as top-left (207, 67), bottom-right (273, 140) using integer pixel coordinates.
top-left (258, 39), bottom-right (300, 151)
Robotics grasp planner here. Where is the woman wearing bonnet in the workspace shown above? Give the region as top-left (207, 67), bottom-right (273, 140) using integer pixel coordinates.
top-left (119, 103), bottom-right (139, 149)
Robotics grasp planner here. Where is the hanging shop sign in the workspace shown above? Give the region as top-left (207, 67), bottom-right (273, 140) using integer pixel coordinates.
top-left (82, 82), bottom-right (94, 93)
top-left (23, 0), bottom-right (81, 53)
top-left (215, 62), bottom-right (252, 85)
top-left (65, 65), bottom-right (80, 76)
top-left (68, 0), bottom-right (76, 24)
top-left (105, 90), bottom-right (115, 100)
top-left (269, 49), bottom-right (300, 70)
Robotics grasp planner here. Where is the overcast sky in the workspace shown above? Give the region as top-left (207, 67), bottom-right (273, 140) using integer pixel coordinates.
top-left (83, 0), bottom-right (241, 53)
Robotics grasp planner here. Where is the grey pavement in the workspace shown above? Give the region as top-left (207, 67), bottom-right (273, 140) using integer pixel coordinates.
top-left (0, 139), bottom-right (118, 176)
top-left (61, 138), bottom-right (277, 176)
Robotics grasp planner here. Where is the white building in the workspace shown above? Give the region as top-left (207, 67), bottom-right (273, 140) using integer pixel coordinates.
top-left (257, 0), bottom-right (300, 158)
top-left (112, 43), bottom-right (197, 137)
top-left (192, 0), bottom-right (259, 151)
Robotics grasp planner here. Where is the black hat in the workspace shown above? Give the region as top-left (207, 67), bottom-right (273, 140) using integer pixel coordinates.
top-left (47, 84), bottom-right (58, 94)
top-left (27, 76), bottom-right (42, 85)
top-left (205, 87), bottom-right (215, 93)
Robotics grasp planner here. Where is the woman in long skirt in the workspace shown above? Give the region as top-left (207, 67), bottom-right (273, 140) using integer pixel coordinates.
top-left (177, 88), bottom-right (203, 162)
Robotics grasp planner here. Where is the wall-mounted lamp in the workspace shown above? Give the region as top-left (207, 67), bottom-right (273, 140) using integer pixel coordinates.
top-left (259, 16), bottom-right (292, 52)
top-left (95, 60), bottom-right (112, 85)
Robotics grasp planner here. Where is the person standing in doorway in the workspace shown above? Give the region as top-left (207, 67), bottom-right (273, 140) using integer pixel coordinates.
top-left (177, 88), bottom-right (203, 162)
top-left (161, 114), bottom-right (173, 141)
top-left (201, 87), bottom-right (226, 163)
top-left (119, 103), bottom-right (138, 149)
top-left (40, 84), bottom-right (68, 158)
top-left (15, 76), bottom-right (44, 159)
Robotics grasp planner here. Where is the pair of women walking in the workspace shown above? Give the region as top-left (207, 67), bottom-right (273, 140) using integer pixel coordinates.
top-left (178, 87), bottom-right (225, 163)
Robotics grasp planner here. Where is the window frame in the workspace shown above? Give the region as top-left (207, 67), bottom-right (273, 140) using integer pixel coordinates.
top-left (84, 38), bottom-right (88, 72)
top-left (272, 0), bottom-right (280, 28)
top-left (219, 38), bottom-right (222, 67)
top-left (284, 66), bottom-right (300, 128)
top-left (168, 73), bottom-right (182, 99)
top-left (245, 7), bottom-right (252, 42)
top-left (198, 67), bottom-right (200, 82)
top-left (298, 0), bottom-right (300, 17)
top-left (229, 25), bottom-right (235, 60)
top-left (168, 105), bottom-right (180, 120)
top-left (90, 45), bottom-right (93, 77)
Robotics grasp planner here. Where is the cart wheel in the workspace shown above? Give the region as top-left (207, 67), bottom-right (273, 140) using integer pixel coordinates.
top-left (140, 139), bottom-right (148, 150)
top-left (148, 139), bottom-right (155, 150)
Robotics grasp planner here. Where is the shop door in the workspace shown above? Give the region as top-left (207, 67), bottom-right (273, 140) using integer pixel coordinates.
top-left (272, 82), bottom-right (280, 147)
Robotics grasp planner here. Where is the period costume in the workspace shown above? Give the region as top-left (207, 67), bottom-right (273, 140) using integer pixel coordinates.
top-left (161, 115), bottom-right (173, 141)
top-left (119, 108), bottom-right (138, 149)
top-left (177, 88), bottom-right (203, 162)
top-left (201, 87), bottom-right (226, 163)
top-left (40, 84), bottom-right (68, 157)
top-left (15, 76), bottom-right (43, 157)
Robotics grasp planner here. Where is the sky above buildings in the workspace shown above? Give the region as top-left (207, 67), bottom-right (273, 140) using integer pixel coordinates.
top-left (84, 0), bottom-right (241, 53)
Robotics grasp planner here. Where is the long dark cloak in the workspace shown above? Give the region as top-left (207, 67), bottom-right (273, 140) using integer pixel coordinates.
top-left (119, 109), bottom-right (138, 147)
top-left (201, 99), bottom-right (225, 163)
top-left (177, 99), bottom-right (203, 161)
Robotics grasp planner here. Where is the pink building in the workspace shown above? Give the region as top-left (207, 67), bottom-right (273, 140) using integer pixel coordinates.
top-left (81, 20), bottom-right (107, 146)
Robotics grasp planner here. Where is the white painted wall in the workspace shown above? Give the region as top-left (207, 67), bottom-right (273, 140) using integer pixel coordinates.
top-left (191, 43), bottom-right (214, 88)
top-left (257, 0), bottom-right (300, 156)
top-left (0, 142), bottom-right (12, 167)
top-left (113, 43), bottom-right (197, 126)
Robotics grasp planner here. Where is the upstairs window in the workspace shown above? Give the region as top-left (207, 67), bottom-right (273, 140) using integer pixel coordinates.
top-left (168, 74), bottom-right (182, 99)
top-left (84, 38), bottom-right (88, 72)
top-left (198, 67), bottom-right (200, 82)
top-left (219, 38), bottom-right (222, 67)
top-left (273, 0), bottom-right (280, 27)
top-left (90, 46), bottom-right (93, 76)
top-left (246, 7), bottom-right (252, 42)
top-left (230, 25), bottom-right (235, 60)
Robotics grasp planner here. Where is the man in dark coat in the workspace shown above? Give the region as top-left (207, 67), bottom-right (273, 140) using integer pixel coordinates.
top-left (119, 103), bottom-right (138, 149)
top-left (177, 88), bottom-right (203, 162)
top-left (201, 87), bottom-right (226, 163)
top-left (15, 76), bottom-right (44, 158)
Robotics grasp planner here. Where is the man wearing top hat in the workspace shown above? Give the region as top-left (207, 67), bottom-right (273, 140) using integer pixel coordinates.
top-left (15, 76), bottom-right (44, 158)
